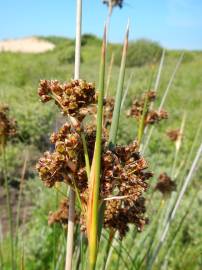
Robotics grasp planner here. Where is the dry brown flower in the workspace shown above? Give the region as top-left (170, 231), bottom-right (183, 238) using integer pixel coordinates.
top-left (144, 90), bottom-right (156, 102)
top-left (102, 0), bottom-right (123, 9)
top-left (38, 79), bottom-right (96, 120)
top-left (128, 91), bottom-right (168, 126)
top-left (37, 122), bottom-right (152, 236)
top-left (155, 172), bottom-right (176, 196)
top-left (101, 141), bottom-right (152, 237)
top-left (166, 129), bottom-right (181, 142)
top-left (104, 197), bottom-right (148, 238)
top-left (145, 110), bottom-right (168, 125)
top-left (0, 104), bottom-right (16, 147)
top-left (48, 199), bottom-right (69, 226)
top-left (37, 80), bottom-right (152, 237)
top-left (127, 99), bottom-right (143, 119)
top-left (127, 91), bottom-right (156, 119)
top-left (104, 97), bottom-right (115, 126)
top-left (36, 122), bottom-right (89, 189)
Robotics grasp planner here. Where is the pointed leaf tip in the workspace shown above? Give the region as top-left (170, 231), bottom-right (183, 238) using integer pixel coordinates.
top-left (126, 18), bottom-right (130, 31)
top-left (102, 24), bottom-right (107, 56)
top-left (123, 21), bottom-right (129, 52)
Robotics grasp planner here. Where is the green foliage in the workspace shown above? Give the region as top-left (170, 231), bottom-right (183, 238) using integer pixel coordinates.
top-left (18, 179), bottom-right (65, 270)
top-left (0, 36), bottom-right (202, 270)
top-left (41, 36), bottom-right (74, 46)
top-left (81, 34), bottom-right (102, 47)
top-left (57, 45), bottom-right (75, 64)
top-left (56, 43), bottom-right (84, 65)
top-left (115, 39), bottom-right (162, 67)
top-left (169, 50), bottom-right (196, 63)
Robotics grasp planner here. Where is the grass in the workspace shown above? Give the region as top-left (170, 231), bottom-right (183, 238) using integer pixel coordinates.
top-left (0, 35), bottom-right (202, 270)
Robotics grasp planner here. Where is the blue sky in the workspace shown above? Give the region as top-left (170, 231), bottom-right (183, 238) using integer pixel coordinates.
top-left (0, 0), bottom-right (202, 50)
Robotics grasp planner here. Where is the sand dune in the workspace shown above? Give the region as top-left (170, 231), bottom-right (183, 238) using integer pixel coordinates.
top-left (0, 37), bottom-right (55, 53)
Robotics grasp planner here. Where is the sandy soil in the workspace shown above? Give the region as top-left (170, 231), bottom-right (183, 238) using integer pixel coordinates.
top-left (0, 37), bottom-right (55, 53)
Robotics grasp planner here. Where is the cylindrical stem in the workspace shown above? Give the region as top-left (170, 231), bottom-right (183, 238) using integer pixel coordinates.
top-left (65, 189), bottom-right (76, 270)
top-left (65, 0), bottom-right (82, 270)
top-left (74, 0), bottom-right (82, 80)
top-left (3, 148), bottom-right (15, 270)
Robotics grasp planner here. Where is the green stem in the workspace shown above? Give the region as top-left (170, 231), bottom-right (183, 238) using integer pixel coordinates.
top-left (2, 147), bottom-right (15, 270)
top-left (15, 153), bottom-right (28, 251)
top-left (79, 232), bottom-right (87, 270)
top-left (102, 231), bottom-right (131, 270)
top-left (171, 148), bottom-right (178, 178)
top-left (138, 95), bottom-right (148, 144)
top-left (88, 26), bottom-right (106, 270)
top-left (0, 213), bottom-right (4, 269)
top-left (101, 230), bottom-right (115, 270)
top-left (109, 23), bottom-right (129, 147)
top-left (81, 132), bottom-right (90, 180)
top-left (53, 189), bottom-right (59, 270)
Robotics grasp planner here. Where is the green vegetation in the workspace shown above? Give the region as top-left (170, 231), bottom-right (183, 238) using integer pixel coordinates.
top-left (114, 39), bottom-right (162, 67)
top-left (0, 35), bottom-right (202, 270)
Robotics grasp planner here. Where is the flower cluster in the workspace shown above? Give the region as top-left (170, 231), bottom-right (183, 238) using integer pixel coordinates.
top-left (38, 125), bottom-right (152, 236)
top-left (102, 0), bottom-right (123, 9)
top-left (102, 141), bottom-right (152, 237)
top-left (145, 110), bottom-right (168, 125)
top-left (104, 97), bottom-right (114, 126)
top-left (104, 197), bottom-right (148, 237)
top-left (38, 79), bottom-right (96, 120)
top-left (166, 129), bottom-right (181, 142)
top-left (127, 91), bottom-right (168, 126)
top-left (37, 79), bottom-right (152, 238)
top-left (36, 122), bottom-right (96, 192)
top-left (155, 172), bottom-right (176, 196)
top-left (0, 104), bottom-right (16, 147)
top-left (48, 199), bottom-right (69, 226)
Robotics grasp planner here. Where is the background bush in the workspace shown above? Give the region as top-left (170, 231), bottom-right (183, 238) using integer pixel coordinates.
top-left (81, 34), bottom-right (102, 47)
top-left (115, 39), bottom-right (163, 67)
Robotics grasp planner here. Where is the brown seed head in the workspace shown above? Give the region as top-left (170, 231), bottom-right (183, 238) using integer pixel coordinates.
top-left (145, 110), bottom-right (168, 125)
top-left (155, 172), bottom-right (176, 196)
top-left (38, 79), bottom-right (96, 120)
top-left (102, 0), bottom-right (124, 8)
top-left (0, 104), bottom-right (17, 147)
top-left (166, 129), bottom-right (181, 142)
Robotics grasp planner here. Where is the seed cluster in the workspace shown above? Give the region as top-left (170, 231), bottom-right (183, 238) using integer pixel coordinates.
top-left (145, 110), bottom-right (168, 125)
top-left (166, 129), bottom-right (181, 142)
top-left (104, 97), bottom-right (115, 126)
top-left (102, 141), bottom-right (152, 237)
top-left (48, 199), bottom-right (69, 226)
top-left (37, 123), bottom-right (152, 236)
top-left (155, 172), bottom-right (176, 196)
top-left (38, 79), bottom-right (96, 120)
top-left (0, 104), bottom-right (16, 147)
top-left (36, 122), bottom-right (96, 192)
top-left (37, 79), bottom-right (152, 237)
top-left (105, 197), bottom-right (148, 237)
top-left (102, 0), bottom-right (123, 8)
top-left (128, 91), bottom-right (168, 126)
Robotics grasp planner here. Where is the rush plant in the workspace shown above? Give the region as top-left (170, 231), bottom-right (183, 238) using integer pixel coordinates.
top-left (36, 1), bottom-right (154, 269)
top-left (33, 1), bottom-right (202, 270)
top-left (0, 104), bottom-right (17, 270)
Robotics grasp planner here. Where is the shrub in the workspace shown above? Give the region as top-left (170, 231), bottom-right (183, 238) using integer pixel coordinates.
top-left (42, 36), bottom-right (74, 47)
top-left (115, 39), bottom-right (163, 67)
top-left (56, 43), bottom-right (83, 64)
top-left (58, 46), bottom-right (75, 64)
top-left (81, 34), bottom-right (102, 46)
top-left (182, 51), bottom-right (195, 63)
